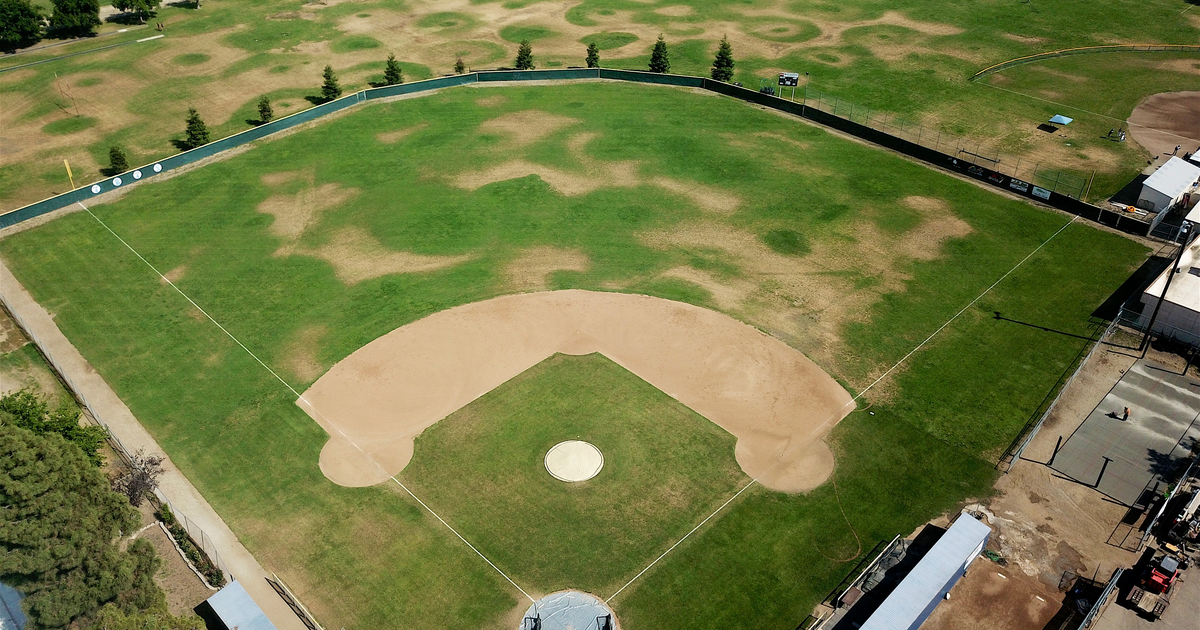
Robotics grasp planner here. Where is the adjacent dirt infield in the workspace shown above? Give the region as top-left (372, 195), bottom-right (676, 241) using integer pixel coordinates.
top-left (1128, 91), bottom-right (1200, 158)
top-left (298, 290), bottom-right (855, 493)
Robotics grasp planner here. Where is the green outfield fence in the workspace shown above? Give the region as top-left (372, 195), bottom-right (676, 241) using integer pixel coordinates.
top-left (972, 44), bottom-right (1200, 80)
top-left (0, 67), bottom-right (1152, 236)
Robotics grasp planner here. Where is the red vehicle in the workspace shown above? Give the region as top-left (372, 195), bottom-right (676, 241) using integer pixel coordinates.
top-left (1127, 552), bottom-right (1182, 619)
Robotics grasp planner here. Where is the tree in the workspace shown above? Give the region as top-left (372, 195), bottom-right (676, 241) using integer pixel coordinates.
top-left (711, 35), bottom-right (734, 82)
top-left (111, 449), bottom-right (164, 507)
top-left (0, 389), bottom-right (105, 465)
top-left (585, 42), bottom-right (599, 68)
top-left (182, 107), bottom-right (209, 149)
top-left (108, 145), bottom-right (129, 173)
top-left (49, 0), bottom-right (100, 36)
top-left (0, 424), bottom-right (139, 627)
top-left (648, 34), bottom-right (669, 73)
top-left (0, 0), bottom-right (43, 52)
top-left (514, 39), bottom-right (533, 70)
top-left (453, 56), bottom-right (465, 74)
top-left (321, 64), bottom-right (341, 101)
top-left (112, 0), bottom-right (156, 23)
top-left (257, 95), bottom-right (273, 123)
top-left (383, 53), bottom-right (403, 85)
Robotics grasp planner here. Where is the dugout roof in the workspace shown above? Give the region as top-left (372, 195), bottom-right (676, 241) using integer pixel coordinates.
top-left (202, 580), bottom-right (277, 630)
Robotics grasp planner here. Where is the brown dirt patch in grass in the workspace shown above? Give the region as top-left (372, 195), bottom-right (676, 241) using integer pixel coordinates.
top-left (640, 201), bottom-right (972, 380)
top-left (1155, 58), bottom-right (1200, 76)
top-left (1002, 33), bottom-right (1048, 44)
top-left (256, 180), bottom-right (360, 247)
top-left (282, 324), bottom-right (327, 383)
top-left (476, 94), bottom-right (508, 107)
top-left (649, 176), bottom-right (742, 214)
top-left (479, 110), bottom-right (580, 147)
top-left (261, 170), bottom-right (302, 187)
top-left (161, 264), bottom-right (187, 285)
top-left (0, 308), bottom-right (28, 354)
top-left (298, 227), bottom-right (473, 284)
top-left (505, 246), bottom-right (590, 291)
top-left (455, 159), bottom-right (609, 195)
top-left (375, 122), bottom-right (428, 144)
top-left (655, 5), bottom-right (694, 16)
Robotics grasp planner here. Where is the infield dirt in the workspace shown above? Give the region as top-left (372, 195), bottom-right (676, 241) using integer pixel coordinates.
top-left (298, 290), bottom-right (855, 493)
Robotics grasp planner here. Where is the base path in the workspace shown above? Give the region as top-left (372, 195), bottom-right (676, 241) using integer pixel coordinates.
top-left (298, 290), bottom-right (855, 493)
top-left (0, 260), bottom-right (305, 630)
top-left (1128, 91), bottom-right (1200, 159)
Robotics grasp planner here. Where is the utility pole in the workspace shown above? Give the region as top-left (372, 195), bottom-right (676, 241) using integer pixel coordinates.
top-left (1141, 222), bottom-right (1192, 353)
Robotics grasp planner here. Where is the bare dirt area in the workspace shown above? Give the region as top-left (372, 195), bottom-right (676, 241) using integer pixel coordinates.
top-left (1128, 91), bottom-right (1200, 159)
top-left (505, 246), bottom-right (590, 291)
top-left (297, 290), bottom-right (855, 492)
top-left (131, 504), bottom-right (213, 616)
top-left (922, 557), bottom-right (1062, 630)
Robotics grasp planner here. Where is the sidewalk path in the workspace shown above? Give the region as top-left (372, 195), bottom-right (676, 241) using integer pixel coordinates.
top-left (0, 260), bottom-right (306, 630)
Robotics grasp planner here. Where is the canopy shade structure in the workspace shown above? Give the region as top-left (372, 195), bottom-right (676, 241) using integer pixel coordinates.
top-left (1048, 115), bottom-right (1073, 125)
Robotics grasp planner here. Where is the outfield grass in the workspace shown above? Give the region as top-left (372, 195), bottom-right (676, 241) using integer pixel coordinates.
top-left (3, 0), bottom-right (1198, 207)
top-left (0, 83), bottom-right (1148, 629)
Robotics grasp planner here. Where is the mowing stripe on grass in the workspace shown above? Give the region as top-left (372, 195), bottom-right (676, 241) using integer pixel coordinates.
top-left (607, 477), bottom-right (758, 603)
top-left (855, 215), bottom-right (1079, 401)
top-left (78, 201), bottom-right (534, 603)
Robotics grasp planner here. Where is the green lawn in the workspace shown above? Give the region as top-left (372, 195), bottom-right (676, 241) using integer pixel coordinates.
top-left (400, 353), bottom-right (747, 596)
top-left (0, 82), bottom-right (1149, 629)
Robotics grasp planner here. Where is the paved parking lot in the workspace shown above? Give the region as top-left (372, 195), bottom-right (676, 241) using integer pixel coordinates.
top-left (1093, 567), bottom-right (1199, 630)
top-left (1052, 360), bottom-right (1200, 505)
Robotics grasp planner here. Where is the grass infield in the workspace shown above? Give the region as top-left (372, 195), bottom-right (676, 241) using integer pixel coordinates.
top-left (0, 83), bottom-right (1148, 628)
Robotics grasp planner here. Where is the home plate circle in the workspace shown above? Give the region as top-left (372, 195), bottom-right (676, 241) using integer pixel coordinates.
top-left (521, 590), bottom-right (616, 629)
top-left (545, 441), bottom-right (604, 482)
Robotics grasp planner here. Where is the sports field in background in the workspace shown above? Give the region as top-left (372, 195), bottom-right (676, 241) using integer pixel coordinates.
top-left (3, 0), bottom-right (1199, 208)
top-left (0, 81), bottom-right (1152, 628)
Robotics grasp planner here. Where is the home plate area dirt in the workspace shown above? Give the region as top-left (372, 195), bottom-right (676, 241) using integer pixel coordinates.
top-left (297, 290), bottom-right (855, 493)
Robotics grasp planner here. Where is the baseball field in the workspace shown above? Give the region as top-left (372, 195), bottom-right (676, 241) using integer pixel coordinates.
top-left (0, 79), bottom-right (1151, 628)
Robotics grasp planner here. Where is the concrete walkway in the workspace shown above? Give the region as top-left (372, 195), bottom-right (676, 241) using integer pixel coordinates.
top-left (0, 260), bottom-right (305, 630)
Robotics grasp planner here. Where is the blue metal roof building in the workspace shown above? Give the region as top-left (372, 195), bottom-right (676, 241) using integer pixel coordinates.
top-left (858, 514), bottom-right (992, 630)
top-left (197, 580), bottom-right (277, 630)
top-left (0, 583), bottom-right (26, 630)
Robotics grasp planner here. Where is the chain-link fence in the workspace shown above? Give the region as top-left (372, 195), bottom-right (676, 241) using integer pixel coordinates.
top-left (0, 292), bottom-right (230, 585)
top-left (800, 86), bottom-right (1089, 200)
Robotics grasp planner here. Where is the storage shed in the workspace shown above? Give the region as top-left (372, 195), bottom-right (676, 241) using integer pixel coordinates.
top-left (1138, 157), bottom-right (1200, 213)
top-left (856, 514), bottom-right (991, 630)
top-left (1136, 234), bottom-right (1200, 346)
top-left (195, 581), bottom-right (277, 630)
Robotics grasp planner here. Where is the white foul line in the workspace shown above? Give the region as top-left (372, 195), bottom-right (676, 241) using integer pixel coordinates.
top-left (855, 215), bottom-right (1078, 401)
top-left (391, 477), bottom-right (535, 602)
top-left (607, 477), bottom-right (758, 603)
top-left (78, 201), bottom-right (535, 603)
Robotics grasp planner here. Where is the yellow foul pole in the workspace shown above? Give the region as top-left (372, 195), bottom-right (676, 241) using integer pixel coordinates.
top-left (63, 159), bottom-right (76, 189)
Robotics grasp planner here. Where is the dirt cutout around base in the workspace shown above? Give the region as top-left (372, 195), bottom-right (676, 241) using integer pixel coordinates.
top-left (298, 290), bottom-right (854, 493)
top-left (1128, 91), bottom-right (1200, 159)
top-left (257, 172), bottom-right (472, 283)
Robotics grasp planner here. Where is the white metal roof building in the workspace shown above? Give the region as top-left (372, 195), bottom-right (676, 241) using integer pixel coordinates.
top-left (856, 514), bottom-right (992, 630)
top-left (1137, 235), bottom-right (1200, 346)
top-left (1139, 157), bottom-right (1200, 213)
top-left (197, 581), bottom-right (277, 630)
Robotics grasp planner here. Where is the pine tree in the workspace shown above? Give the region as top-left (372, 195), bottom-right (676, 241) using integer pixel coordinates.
top-left (711, 35), bottom-right (734, 82)
top-left (49, 0), bottom-right (100, 36)
top-left (183, 107), bottom-right (209, 149)
top-left (648, 34), bottom-right (670, 73)
top-left (514, 39), bottom-right (534, 70)
top-left (108, 145), bottom-right (129, 174)
top-left (585, 42), bottom-right (599, 68)
top-left (257, 95), bottom-right (273, 123)
top-left (321, 64), bottom-right (341, 101)
top-left (454, 57), bottom-right (466, 74)
top-left (384, 53), bottom-right (403, 85)
top-left (0, 0), bottom-right (44, 52)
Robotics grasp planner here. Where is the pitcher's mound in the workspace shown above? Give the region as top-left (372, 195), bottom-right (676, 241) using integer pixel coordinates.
top-left (545, 441), bottom-right (604, 482)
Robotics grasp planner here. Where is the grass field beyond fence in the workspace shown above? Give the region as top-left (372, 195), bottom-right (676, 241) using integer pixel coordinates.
top-left (0, 82), bottom-right (1149, 629)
